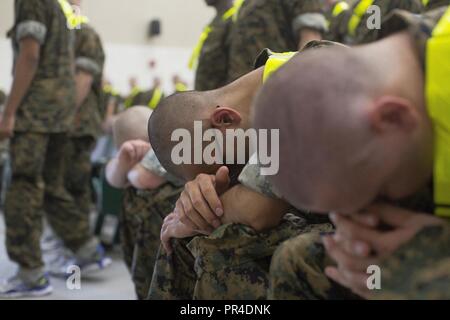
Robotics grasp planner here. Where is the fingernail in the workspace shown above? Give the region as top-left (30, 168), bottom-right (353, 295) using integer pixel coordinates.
top-left (216, 208), bottom-right (223, 216)
top-left (353, 242), bottom-right (367, 256)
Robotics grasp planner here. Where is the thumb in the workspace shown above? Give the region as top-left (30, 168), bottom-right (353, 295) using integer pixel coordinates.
top-left (215, 166), bottom-right (230, 195)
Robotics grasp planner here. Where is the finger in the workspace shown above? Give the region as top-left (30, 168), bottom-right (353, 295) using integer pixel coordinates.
top-left (161, 230), bottom-right (173, 255)
top-left (175, 200), bottom-right (197, 231)
top-left (323, 235), bottom-right (374, 272)
top-left (215, 166), bottom-right (231, 195)
top-left (179, 192), bottom-right (212, 233)
top-left (186, 181), bottom-right (221, 228)
top-left (365, 203), bottom-right (417, 227)
top-left (197, 175), bottom-right (224, 218)
top-left (325, 266), bottom-right (350, 289)
top-left (330, 213), bottom-right (380, 244)
top-left (333, 233), bottom-right (371, 258)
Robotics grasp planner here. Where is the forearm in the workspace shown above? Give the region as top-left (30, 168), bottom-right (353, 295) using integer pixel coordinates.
top-left (127, 163), bottom-right (166, 190)
top-left (75, 70), bottom-right (93, 109)
top-left (4, 46), bottom-right (39, 118)
top-left (105, 158), bottom-right (132, 188)
top-left (220, 184), bottom-right (290, 232)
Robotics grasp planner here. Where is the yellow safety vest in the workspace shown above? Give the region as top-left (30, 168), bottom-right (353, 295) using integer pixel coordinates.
top-left (148, 87), bottom-right (163, 110)
top-left (57, 0), bottom-right (89, 29)
top-left (422, 0), bottom-right (430, 7)
top-left (347, 0), bottom-right (374, 37)
top-left (175, 82), bottom-right (188, 92)
top-left (426, 6), bottom-right (450, 217)
top-left (262, 51), bottom-right (297, 83)
top-left (124, 86), bottom-right (142, 108)
top-left (103, 85), bottom-right (119, 97)
top-left (188, 1), bottom-right (241, 70)
top-left (333, 1), bottom-right (350, 17)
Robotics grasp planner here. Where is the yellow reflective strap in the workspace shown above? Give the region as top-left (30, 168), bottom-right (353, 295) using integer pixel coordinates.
top-left (57, 0), bottom-right (89, 29)
top-left (422, 0), bottom-right (430, 7)
top-left (124, 86), bottom-right (142, 108)
top-left (347, 0), bottom-right (375, 37)
top-left (332, 1), bottom-right (350, 17)
top-left (148, 87), bottom-right (163, 110)
top-left (222, 6), bottom-right (236, 21)
top-left (188, 25), bottom-right (213, 70)
top-left (263, 52), bottom-right (297, 83)
top-left (426, 7), bottom-right (450, 217)
top-left (232, 0), bottom-right (246, 22)
top-left (175, 82), bottom-right (188, 92)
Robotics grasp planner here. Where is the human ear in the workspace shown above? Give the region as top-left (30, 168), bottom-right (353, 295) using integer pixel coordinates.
top-left (210, 107), bottom-right (242, 129)
top-left (369, 96), bottom-right (418, 133)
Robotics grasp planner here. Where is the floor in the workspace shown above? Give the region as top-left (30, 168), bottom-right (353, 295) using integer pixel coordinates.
top-left (0, 213), bottom-right (136, 300)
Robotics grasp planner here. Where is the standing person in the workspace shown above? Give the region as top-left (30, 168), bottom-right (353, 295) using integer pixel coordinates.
top-left (190, 0), bottom-right (235, 91)
top-left (327, 0), bottom-right (423, 44)
top-left (227, 0), bottom-right (328, 82)
top-left (45, 0), bottom-right (112, 275)
top-left (0, 0), bottom-right (108, 298)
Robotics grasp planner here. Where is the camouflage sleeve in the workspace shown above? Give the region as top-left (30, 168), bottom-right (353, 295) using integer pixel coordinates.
top-left (373, 223), bottom-right (450, 300)
top-left (140, 150), bottom-right (184, 187)
top-left (75, 26), bottom-right (104, 76)
top-left (285, 0), bottom-right (328, 35)
top-left (15, 0), bottom-right (48, 44)
top-left (238, 153), bottom-right (282, 199)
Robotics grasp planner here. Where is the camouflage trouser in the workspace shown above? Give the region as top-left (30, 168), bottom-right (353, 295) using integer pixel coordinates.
top-left (64, 136), bottom-right (96, 215)
top-left (148, 212), bottom-right (332, 300)
top-left (4, 132), bottom-right (92, 269)
top-left (120, 183), bottom-right (182, 299)
top-left (268, 227), bottom-right (360, 300)
top-left (370, 224), bottom-right (450, 300)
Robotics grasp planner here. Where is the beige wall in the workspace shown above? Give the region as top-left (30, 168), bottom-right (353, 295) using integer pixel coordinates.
top-left (0, 0), bottom-right (215, 47)
top-left (0, 0), bottom-right (216, 92)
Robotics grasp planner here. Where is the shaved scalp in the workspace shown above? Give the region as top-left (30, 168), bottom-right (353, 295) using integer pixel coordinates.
top-left (148, 91), bottom-right (216, 178)
top-left (254, 47), bottom-right (384, 210)
top-left (113, 106), bottom-right (152, 147)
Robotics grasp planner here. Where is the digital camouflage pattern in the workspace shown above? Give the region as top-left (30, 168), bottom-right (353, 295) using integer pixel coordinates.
top-left (4, 133), bottom-right (92, 269)
top-left (7, 0), bottom-right (76, 133)
top-left (227, 0), bottom-right (328, 82)
top-left (195, 10), bottom-right (233, 91)
top-left (71, 23), bottom-right (105, 138)
top-left (327, 0), bottom-right (423, 44)
top-left (64, 136), bottom-right (96, 216)
top-left (370, 224), bottom-right (450, 300)
top-left (120, 183), bottom-right (183, 300)
top-left (0, 89), bottom-right (6, 106)
top-left (268, 226), bottom-right (360, 300)
top-left (148, 212), bottom-right (331, 300)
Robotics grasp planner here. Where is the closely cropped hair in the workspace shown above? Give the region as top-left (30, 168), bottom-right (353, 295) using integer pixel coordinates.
top-left (113, 106), bottom-right (152, 147)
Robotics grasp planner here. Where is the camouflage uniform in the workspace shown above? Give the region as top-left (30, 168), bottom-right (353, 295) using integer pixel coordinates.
top-left (370, 224), bottom-right (450, 300)
top-left (194, 8), bottom-right (233, 91)
top-left (227, 0), bottom-right (328, 82)
top-left (147, 154), bottom-right (332, 300)
top-left (0, 90), bottom-right (6, 107)
top-left (269, 7), bottom-right (450, 300)
top-left (120, 150), bottom-right (183, 299)
top-left (64, 23), bottom-right (105, 219)
top-left (148, 212), bottom-right (332, 300)
top-left (4, 0), bottom-right (95, 270)
top-left (327, 0), bottom-right (423, 44)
